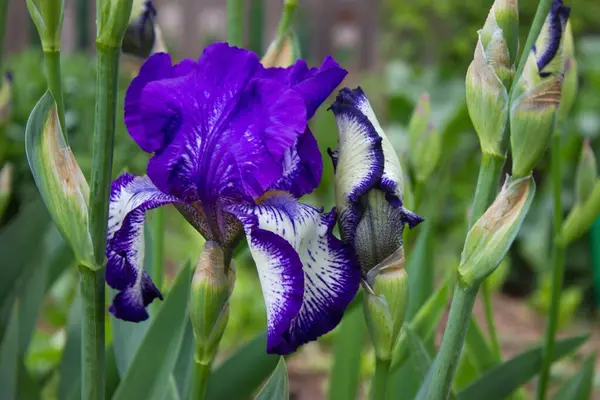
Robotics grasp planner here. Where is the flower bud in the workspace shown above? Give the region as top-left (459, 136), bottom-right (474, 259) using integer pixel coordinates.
top-left (407, 93), bottom-right (431, 148)
top-left (97, 0), bottom-right (135, 48)
top-left (410, 121), bottom-right (441, 183)
top-left (575, 139), bottom-right (597, 205)
top-left (558, 21), bottom-right (578, 122)
top-left (122, 0), bottom-right (157, 59)
top-left (482, 0), bottom-right (519, 66)
top-left (458, 175), bottom-right (536, 287)
top-left (261, 32), bottom-right (300, 68)
top-left (25, 91), bottom-right (95, 268)
top-left (189, 241), bottom-right (234, 365)
top-left (0, 72), bottom-right (12, 125)
top-left (26, 0), bottom-right (64, 51)
top-left (0, 163), bottom-right (13, 219)
top-left (558, 182), bottom-right (600, 246)
top-left (466, 27), bottom-right (509, 156)
top-left (510, 0), bottom-right (570, 178)
top-left (363, 247), bottom-right (409, 360)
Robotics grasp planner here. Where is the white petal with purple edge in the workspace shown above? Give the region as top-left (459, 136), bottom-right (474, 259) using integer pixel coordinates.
top-left (106, 173), bottom-right (182, 322)
top-left (227, 192), bottom-right (360, 354)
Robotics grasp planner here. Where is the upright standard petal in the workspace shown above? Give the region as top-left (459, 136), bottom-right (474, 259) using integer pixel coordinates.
top-left (533, 0), bottom-right (570, 77)
top-left (137, 44), bottom-right (307, 203)
top-left (260, 56), bottom-right (348, 119)
top-left (106, 173), bottom-right (187, 321)
top-left (329, 87), bottom-right (423, 244)
top-left (228, 192), bottom-right (361, 354)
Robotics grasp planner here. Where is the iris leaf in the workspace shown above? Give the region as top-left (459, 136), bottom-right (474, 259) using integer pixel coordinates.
top-left (551, 353), bottom-right (595, 400)
top-left (457, 334), bottom-right (588, 400)
top-left (328, 304), bottom-right (366, 400)
top-left (0, 302), bottom-right (19, 400)
top-left (255, 357), bottom-right (289, 400)
top-left (111, 262), bottom-right (192, 400)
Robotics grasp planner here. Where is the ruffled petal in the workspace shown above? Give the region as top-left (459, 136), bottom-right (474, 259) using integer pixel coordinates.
top-left (269, 128), bottom-right (322, 198)
top-left (124, 52), bottom-right (196, 153)
top-left (533, 0), bottom-right (570, 77)
top-left (106, 173), bottom-right (187, 321)
top-left (139, 43), bottom-right (306, 202)
top-left (227, 192), bottom-right (361, 354)
top-left (260, 56), bottom-right (348, 119)
top-left (329, 87), bottom-right (423, 243)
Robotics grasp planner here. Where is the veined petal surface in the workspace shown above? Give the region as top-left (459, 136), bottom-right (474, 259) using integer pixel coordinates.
top-left (228, 192), bottom-right (360, 354)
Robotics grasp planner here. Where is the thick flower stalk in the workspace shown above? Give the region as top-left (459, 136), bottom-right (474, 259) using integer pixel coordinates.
top-left (106, 43), bottom-right (360, 355)
top-left (328, 87), bottom-right (422, 399)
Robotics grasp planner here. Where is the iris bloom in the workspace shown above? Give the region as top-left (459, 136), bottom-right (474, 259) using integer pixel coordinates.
top-left (106, 43), bottom-right (361, 354)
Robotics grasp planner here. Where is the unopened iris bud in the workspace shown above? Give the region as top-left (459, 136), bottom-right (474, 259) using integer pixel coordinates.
top-left (575, 139), bottom-right (597, 205)
top-left (363, 247), bottom-right (409, 360)
top-left (261, 0), bottom-right (300, 68)
top-left (122, 0), bottom-right (157, 59)
top-left (0, 72), bottom-right (12, 125)
top-left (510, 0), bottom-right (570, 178)
top-left (25, 91), bottom-right (94, 268)
top-left (0, 163), bottom-right (12, 218)
top-left (458, 175), bottom-right (535, 287)
top-left (482, 0), bottom-right (519, 66)
top-left (410, 122), bottom-right (441, 183)
top-left (190, 241), bottom-right (234, 365)
top-left (407, 93), bottom-right (431, 146)
top-left (466, 15), bottom-right (511, 156)
top-left (558, 21), bottom-right (578, 123)
top-left (26, 0), bottom-right (63, 51)
top-left (97, 0), bottom-right (135, 48)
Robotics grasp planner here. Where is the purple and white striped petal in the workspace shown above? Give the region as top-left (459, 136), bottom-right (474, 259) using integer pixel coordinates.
top-left (106, 173), bottom-right (186, 322)
top-left (533, 0), bottom-right (570, 77)
top-left (329, 87), bottom-right (423, 244)
top-left (227, 192), bottom-right (361, 354)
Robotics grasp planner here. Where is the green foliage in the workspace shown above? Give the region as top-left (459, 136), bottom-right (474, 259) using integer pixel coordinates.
top-left (552, 353), bottom-right (596, 400)
top-left (255, 357), bottom-right (289, 400)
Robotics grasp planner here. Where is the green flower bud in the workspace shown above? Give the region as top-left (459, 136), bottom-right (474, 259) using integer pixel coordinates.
top-left (466, 35), bottom-right (509, 157)
top-left (363, 247), bottom-right (409, 360)
top-left (558, 22), bottom-right (578, 123)
top-left (482, 0), bottom-right (519, 66)
top-left (190, 241), bottom-right (234, 365)
top-left (97, 0), bottom-right (135, 48)
top-left (26, 0), bottom-right (64, 51)
top-left (410, 121), bottom-right (441, 183)
top-left (0, 162), bottom-right (13, 219)
top-left (510, 75), bottom-right (562, 178)
top-left (261, 32), bottom-right (301, 68)
top-left (407, 93), bottom-right (431, 148)
top-left (0, 72), bottom-right (12, 125)
top-left (458, 175), bottom-right (536, 287)
top-left (25, 91), bottom-right (94, 268)
top-left (559, 181), bottom-right (600, 246)
top-left (575, 139), bottom-right (597, 205)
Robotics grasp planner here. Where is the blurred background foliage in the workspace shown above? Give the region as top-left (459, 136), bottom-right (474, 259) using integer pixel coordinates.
top-left (1, 0), bottom-right (600, 397)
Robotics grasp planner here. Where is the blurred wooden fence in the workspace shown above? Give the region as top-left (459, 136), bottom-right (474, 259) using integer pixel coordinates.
top-left (4, 0), bottom-right (381, 70)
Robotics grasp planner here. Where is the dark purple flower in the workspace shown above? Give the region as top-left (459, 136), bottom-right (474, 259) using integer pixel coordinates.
top-left (106, 43), bottom-right (359, 354)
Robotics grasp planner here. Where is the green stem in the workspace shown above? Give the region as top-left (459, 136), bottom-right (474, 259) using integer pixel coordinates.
top-left (275, 0), bottom-right (298, 40)
top-left (468, 152), bottom-right (505, 359)
top-left (43, 50), bottom-right (67, 135)
top-left (429, 283), bottom-right (478, 400)
top-left (537, 130), bottom-right (565, 400)
top-left (0, 0), bottom-right (9, 68)
top-left (85, 43), bottom-right (121, 400)
top-left (371, 358), bottom-right (391, 400)
top-left (79, 266), bottom-right (106, 400)
top-left (190, 361), bottom-right (211, 400)
top-left (227, 0), bottom-right (244, 47)
top-left (509, 0), bottom-right (553, 103)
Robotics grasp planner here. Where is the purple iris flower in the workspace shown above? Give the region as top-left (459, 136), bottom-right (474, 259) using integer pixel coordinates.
top-left (532, 0), bottom-right (570, 77)
top-left (106, 43), bottom-right (361, 354)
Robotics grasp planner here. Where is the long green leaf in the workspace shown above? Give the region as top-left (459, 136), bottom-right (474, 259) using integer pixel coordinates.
top-left (552, 353), bottom-right (596, 400)
top-left (112, 263), bottom-right (192, 400)
top-left (391, 277), bottom-right (449, 371)
top-left (0, 302), bottom-right (19, 400)
top-left (17, 362), bottom-right (41, 400)
top-left (405, 326), bottom-right (433, 380)
top-left (171, 321), bottom-right (194, 400)
top-left (328, 305), bottom-right (366, 400)
top-left (457, 335), bottom-right (588, 400)
top-left (58, 293), bottom-right (82, 400)
top-left (464, 318), bottom-right (496, 373)
top-left (207, 332), bottom-right (279, 399)
top-left (255, 357), bottom-right (289, 400)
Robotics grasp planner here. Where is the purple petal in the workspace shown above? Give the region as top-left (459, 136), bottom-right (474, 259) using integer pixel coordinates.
top-left (141, 44), bottom-right (306, 202)
top-left (534, 0), bottom-right (570, 77)
top-left (106, 173), bottom-right (183, 322)
top-left (269, 128), bottom-right (323, 198)
top-left (125, 53), bottom-right (196, 153)
top-left (228, 192), bottom-right (361, 354)
top-left (260, 56), bottom-right (348, 119)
